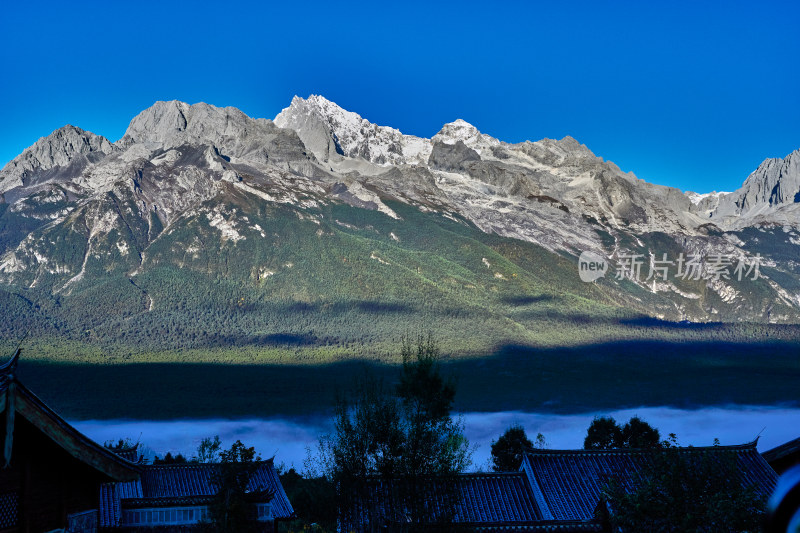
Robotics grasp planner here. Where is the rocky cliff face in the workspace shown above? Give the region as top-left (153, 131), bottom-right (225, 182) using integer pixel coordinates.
top-left (274, 95), bottom-right (431, 166)
top-left (0, 125), bottom-right (116, 194)
top-left (1, 95), bottom-right (799, 324)
top-left (689, 149), bottom-right (800, 229)
top-left (117, 100), bottom-right (309, 165)
top-left (274, 96), bottom-right (713, 249)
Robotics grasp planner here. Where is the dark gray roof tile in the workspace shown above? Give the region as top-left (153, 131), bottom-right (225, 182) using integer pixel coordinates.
top-left (343, 472), bottom-right (542, 530)
top-left (523, 443), bottom-right (778, 521)
top-left (100, 460), bottom-right (293, 523)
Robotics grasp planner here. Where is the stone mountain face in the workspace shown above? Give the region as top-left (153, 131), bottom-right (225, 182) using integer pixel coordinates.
top-left (1, 96), bottom-right (799, 330)
top-left (273, 97), bottom-right (710, 254)
top-left (688, 149), bottom-right (800, 229)
top-left (0, 125), bottom-right (116, 194)
top-left (274, 95), bottom-right (432, 166)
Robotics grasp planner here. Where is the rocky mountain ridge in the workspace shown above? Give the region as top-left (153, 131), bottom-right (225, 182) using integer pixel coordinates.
top-left (0, 96), bottom-right (799, 327)
top-left (689, 149), bottom-right (800, 228)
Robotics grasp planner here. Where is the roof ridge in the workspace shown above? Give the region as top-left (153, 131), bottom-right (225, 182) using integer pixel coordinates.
top-left (363, 471), bottom-right (527, 480)
top-left (0, 348), bottom-right (20, 376)
top-left (10, 380), bottom-right (141, 478)
top-left (526, 442), bottom-right (758, 456)
top-left (762, 436), bottom-right (800, 461)
top-left (458, 471), bottom-right (528, 477)
top-left (145, 462), bottom-right (209, 468)
top-left (144, 460), bottom-right (275, 469)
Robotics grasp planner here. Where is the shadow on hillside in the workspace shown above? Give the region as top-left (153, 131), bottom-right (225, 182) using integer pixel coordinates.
top-left (347, 301), bottom-right (414, 314)
top-left (200, 332), bottom-right (328, 348)
top-left (500, 295), bottom-right (557, 306)
top-left (17, 338), bottom-right (800, 420)
top-left (276, 300), bottom-right (415, 315)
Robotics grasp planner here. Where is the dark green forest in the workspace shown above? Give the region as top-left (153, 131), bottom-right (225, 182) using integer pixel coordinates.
top-left (2, 200), bottom-right (799, 419)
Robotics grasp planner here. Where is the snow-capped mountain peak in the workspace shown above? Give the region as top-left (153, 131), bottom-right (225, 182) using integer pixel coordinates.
top-left (2, 96), bottom-right (800, 323)
top-left (685, 191), bottom-right (729, 205)
top-left (432, 119), bottom-right (501, 155)
top-left (275, 94), bottom-right (431, 166)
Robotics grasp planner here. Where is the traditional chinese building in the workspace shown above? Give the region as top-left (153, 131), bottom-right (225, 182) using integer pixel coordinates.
top-left (341, 442), bottom-right (778, 532)
top-left (0, 349), bottom-right (140, 532)
top-left (339, 471), bottom-right (602, 532)
top-left (763, 436), bottom-right (800, 475)
top-left (521, 443), bottom-right (777, 523)
top-left (99, 460), bottom-right (294, 531)
top-left (0, 350), bottom-right (294, 532)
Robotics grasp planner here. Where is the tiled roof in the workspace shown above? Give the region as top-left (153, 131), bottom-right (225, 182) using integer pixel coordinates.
top-left (763, 436), bottom-right (800, 463)
top-left (139, 460), bottom-right (293, 517)
top-left (345, 521), bottom-right (603, 532)
top-left (99, 481), bottom-right (143, 527)
top-left (470, 522), bottom-right (603, 532)
top-left (100, 460), bottom-right (294, 526)
top-left (342, 472), bottom-right (542, 531)
top-left (523, 442), bottom-right (779, 521)
top-left (445, 473), bottom-right (541, 523)
top-left (140, 463), bottom-right (219, 497)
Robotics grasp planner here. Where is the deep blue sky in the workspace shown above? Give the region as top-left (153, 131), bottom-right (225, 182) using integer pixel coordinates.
top-left (1, 0), bottom-right (798, 193)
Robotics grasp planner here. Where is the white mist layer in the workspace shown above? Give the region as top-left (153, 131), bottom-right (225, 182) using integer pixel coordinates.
top-left (72, 405), bottom-right (800, 471)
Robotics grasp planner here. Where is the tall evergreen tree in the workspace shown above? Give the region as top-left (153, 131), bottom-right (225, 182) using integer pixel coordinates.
top-left (584, 416), bottom-right (661, 449)
top-left (620, 416), bottom-right (661, 448)
top-left (201, 440), bottom-right (268, 533)
top-left (491, 425), bottom-right (534, 472)
top-left (318, 334), bottom-right (471, 528)
top-left (584, 416), bottom-right (623, 449)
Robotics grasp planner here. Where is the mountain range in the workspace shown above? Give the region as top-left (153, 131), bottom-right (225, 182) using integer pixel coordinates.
top-left (1, 96), bottom-right (799, 357)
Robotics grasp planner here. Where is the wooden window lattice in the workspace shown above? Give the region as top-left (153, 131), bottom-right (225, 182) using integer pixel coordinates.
top-left (0, 492), bottom-right (17, 529)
